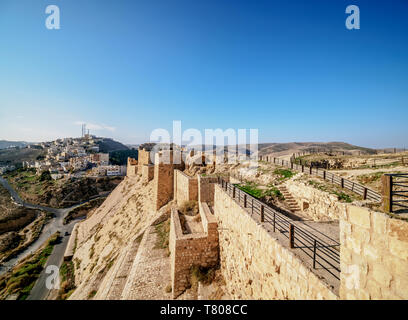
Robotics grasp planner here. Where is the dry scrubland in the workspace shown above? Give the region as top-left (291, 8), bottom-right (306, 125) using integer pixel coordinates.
top-left (297, 151), bottom-right (408, 193)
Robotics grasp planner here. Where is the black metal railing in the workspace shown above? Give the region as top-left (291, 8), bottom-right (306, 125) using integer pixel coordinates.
top-left (258, 156), bottom-right (382, 203)
top-left (218, 177), bottom-right (340, 281)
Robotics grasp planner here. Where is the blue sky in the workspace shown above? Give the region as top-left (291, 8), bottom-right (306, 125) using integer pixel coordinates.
top-left (0, 0), bottom-right (407, 148)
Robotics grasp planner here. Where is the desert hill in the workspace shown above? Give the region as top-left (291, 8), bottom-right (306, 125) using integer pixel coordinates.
top-left (257, 142), bottom-right (377, 157)
top-left (97, 138), bottom-right (129, 153)
top-left (0, 141), bottom-right (29, 150)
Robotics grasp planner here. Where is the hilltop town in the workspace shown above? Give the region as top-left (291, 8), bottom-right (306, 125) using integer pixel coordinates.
top-left (20, 136), bottom-right (126, 179)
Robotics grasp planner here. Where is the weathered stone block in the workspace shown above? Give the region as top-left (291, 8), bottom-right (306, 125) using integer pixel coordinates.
top-left (353, 224), bottom-right (371, 244)
top-left (348, 206), bottom-right (371, 229)
top-left (389, 237), bottom-right (408, 261)
top-left (388, 218), bottom-right (408, 242)
top-left (372, 212), bottom-right (388, 235)
top-left (394, 278), bottom-right (408, 299)
top-left (372, 263), bottom-right (392, 287)
top-left (366, 279), bottom-right (382, 299)
top-left (362, 244), bottom-right (380, 261)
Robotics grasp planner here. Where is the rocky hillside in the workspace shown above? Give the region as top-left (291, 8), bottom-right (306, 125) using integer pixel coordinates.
top-left (0, 185), bottom-right (37, 235)
top-left (68, 175), bottom-right (171, 300)
top-left (4, 169), bottom-right (122, 208)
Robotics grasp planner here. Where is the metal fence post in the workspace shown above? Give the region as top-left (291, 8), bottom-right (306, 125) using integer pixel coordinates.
top-left (313, 239), bottom-right (317, 269)
top-left (363, 188), bottom-right (367, 200)
top-left (323, 170), bottom-right (326, 180)
top-left (244, 194), bottom-right (247, 208)
top-left (261, 205), bottom-right (264, 222)
top-left (251, 199), bottom-right (254, 215)
top-left (273, 212), bottom-right (276, 232)
top-left (341, 178), bottom-right (344, 188)
top-left (233, 186), bottom-right (236, 198)
top-left (289, 224), bottom-right (295, 248)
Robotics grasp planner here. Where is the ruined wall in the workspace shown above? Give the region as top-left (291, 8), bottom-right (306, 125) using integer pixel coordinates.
top-left (138, 149), bottom-right (151, 166)
top-left (340, 205), bottom-right (408, 299)
top-left (169, 204), bottom-right (219, 299)
top-left (213, 184), bottom-right (338, 300)
top-left (138, 149), bottom-right (153, 175)
top-left (154, 151), bottom-right (185, 210)
top-left (285, 179), bottom-right (345, 221)
top-left (141, 165), bottom-right (154, 183)
top-left (198, 175), bottom-right (218, 204)
top-left (174, 170), bottom-right (198, 206)
top-left (126, 157), bottom-right (138, 177)
top-left (154, 164), bottom-right (174, 210)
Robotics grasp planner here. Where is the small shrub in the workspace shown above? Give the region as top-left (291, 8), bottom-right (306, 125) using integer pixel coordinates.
top-left (273, 169), bottom-right (295, 180)
top-left (179, 200), bottom-right (198, 216)
top-left (263, 185), bottom-right (284, 200)
top-left (335, 192), bottom-right (352, 203)
top-left (154, 219), bottom-right (170, 250)
top-left (190, 265), bottom-right (216, 289)
top-left (88, 290), bottom-right (97, 299)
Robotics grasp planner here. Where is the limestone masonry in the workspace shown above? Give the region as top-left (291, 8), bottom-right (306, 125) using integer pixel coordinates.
top-left (64, 150), bottom-right (408, 300)
top-left (169, 203), bottom-right (219, 298)
top-left (340, 205), bottom-right (408, 299)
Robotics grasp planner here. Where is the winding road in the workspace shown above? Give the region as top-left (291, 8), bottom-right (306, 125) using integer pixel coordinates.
top-left (0, 176), bottom-right (108, 299)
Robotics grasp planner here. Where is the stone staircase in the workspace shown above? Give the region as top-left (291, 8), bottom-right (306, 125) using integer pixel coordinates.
top-left (279, 185), bottom-right (301, 213)
top-left (120, 225), bottom-right (172, 300)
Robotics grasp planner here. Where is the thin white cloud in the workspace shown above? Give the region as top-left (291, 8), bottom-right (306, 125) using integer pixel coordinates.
top-left (74, 121), bottom-right (116, 132)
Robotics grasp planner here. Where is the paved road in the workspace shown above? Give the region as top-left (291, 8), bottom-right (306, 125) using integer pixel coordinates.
top-left (0, 176), bottom-right (108, 299)
top-left (27, 218), bottom-right (83, 300)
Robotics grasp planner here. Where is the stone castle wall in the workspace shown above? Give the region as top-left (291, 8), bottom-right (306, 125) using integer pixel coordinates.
top-left (141, 164), bottom-right (154, 183)
top-left (285, 178), bottom-right (345, 221)
top-left (154, 151), bottom-right (184, 210)
top-left (138, 149), bottom-right (152, 166)
top-left (340, 205), bottom-right (408, 299)
top-left (213, 184), bottom-right (338, 300)
top-left (198, 175), bottom-right (218, 204)
top-left (169, 203), bottom-right (219, 299)
top-left (174, 170), bottom-right (198, 206)
top-left (127, 157), bottom-right (138, 177)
